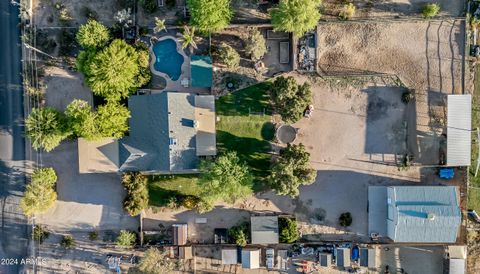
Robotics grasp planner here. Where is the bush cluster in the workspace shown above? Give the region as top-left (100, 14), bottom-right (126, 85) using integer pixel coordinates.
top-left (122, 172), bottom-right (149, 216)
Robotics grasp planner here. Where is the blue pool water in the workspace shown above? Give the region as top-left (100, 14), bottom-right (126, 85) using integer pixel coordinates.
top-left (152, 39), bottom-right (184, 81)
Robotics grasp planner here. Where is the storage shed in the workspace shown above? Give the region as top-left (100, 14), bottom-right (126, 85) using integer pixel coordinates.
top-left (241, 249), bottom-right (260, 269)
top-left (173, 224), bottom-right (188, 246)
top-left (251, 216), bottom-right (279, 244)
top-left (336, 247), bottom-right (351, 268)
top-left (447, 95), bottom-right (472, 166)
top-left (319, 253), bottom-right (332, 267)
top-left (222, 249), bottom-right (238, 265)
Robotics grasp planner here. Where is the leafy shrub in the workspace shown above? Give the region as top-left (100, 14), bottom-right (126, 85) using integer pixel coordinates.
top-left (116, 230), bottom-right (136, 248)
top-left (339, 212), bottom-right (353, 227)
top-left (279, 217), bottom-right (299, 243)
top-left (76, 20), bottom-right (110, 50)
top-left (122, 172), bottom-right (149, 216)
top-left (195, 199), bottom-right (214, 214)
top-left (182, 196), bottom-right (201, 209)
top-left (89, 231), bottom-right (99, 241)
top-left (269, 76), bottom-right (313, 123)
top-left (60, 235), bottom-right (76, 249)
top-left (339, 3), bottom-right (355, 20)
top-left (187, 0), bottom-right (232, 33)
top-left (401, 90), bottom-right (415, 104)
top-left (228, 222), bottom-right (249, 247)
top-left (140, 0), bottom-right (157, 13)
top-left (422, 3), bottom-right (440, 18)
top-left (33, 225), bottom-right (50, 244)
top-left (80, 6), bottom-right (97, 20)
top-left (244, 27), bottom-right (266, 61)
top-left (216, 43), bottom-right (240, 68)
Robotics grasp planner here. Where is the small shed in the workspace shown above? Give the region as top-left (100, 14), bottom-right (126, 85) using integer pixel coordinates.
top-left (319, 253), bottom-right (332, 267)
top-left (251, 216), bottom-right (279, 244)
top-left (241, 249), bottom-right (260, 269)
top-left (173, 224), bottom-right (188, 246)
top-left (277, 250), bottom-right (288, 271)
top-left (222, 249), bottom-right (238, 265)
top-left (336, 248), bottom-right (351, 268)
top-left (179, 246), bottom-right (193, 259)
top-left (360, 248), bottom-right (376, 268)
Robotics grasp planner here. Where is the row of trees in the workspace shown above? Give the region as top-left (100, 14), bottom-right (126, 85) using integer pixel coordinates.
top-left (194, 143), bottom-right (315, 213)
top-left (185, 0), bottom-right (321, 37)
top-left (25, 101), bottom-right (130, 151)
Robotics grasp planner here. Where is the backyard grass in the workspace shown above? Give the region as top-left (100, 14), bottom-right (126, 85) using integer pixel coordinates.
top-left (469, 65), bottom-right (480, 211)
top-left (148, 174), bottom-right (200, 207)
top-left (217, 82), bottom-right (274, 190)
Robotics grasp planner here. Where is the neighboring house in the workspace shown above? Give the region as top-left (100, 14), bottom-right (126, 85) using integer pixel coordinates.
top-left (250, 216), bottom-right (279, 244)
top-left (446, 95), bottom-right (471, 167)
top-left (368, 186), bottom-right (461, 243)
top-left (78, 92), bottom-right (216, 174)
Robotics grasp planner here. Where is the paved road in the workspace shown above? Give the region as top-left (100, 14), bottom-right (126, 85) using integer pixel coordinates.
top-left (0, 1), bottom-right (29, 274)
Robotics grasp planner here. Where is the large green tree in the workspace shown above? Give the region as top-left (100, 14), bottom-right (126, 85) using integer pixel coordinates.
top-left (25, 107), bottom-right (68, 152)
top-left (279, 217), bottom-right (299, 243)
top-left (122, 172), bottom-right (149, 216)
top-left (244, 28), bottom-right (266, 61)
top-left (65, 99), bottom-right (99, 140)
top-left (20, 168), bottom-right (58, 216)
top-left (269, 143), bottom-right (316, 197)
top-left (199, 151), bottom-right (253, 204)
top-left (97, 102), bottom-right (130, 138)
top-left (187, 0), bottom-right (232, 33)
top-left (82, 39), bottom-right (148, 101)
top-left (76, 19), bottom-right (110, 50)
top-left (137, 248), bottom-right (176, 274)
top-left (270, 76), bottom-right (312, 123)
top-left (271, 0), bottom-right (322, 37)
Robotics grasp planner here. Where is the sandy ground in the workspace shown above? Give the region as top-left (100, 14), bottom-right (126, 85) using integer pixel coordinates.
top-left (33, 0), bottom-right (120, 27)
top-left (44, 66), bottom-right (93, 111)
top-left (35, 231), bottom-right (142, 273)
top-left (34, 66), bottom-right (137, 232)
top-left (322, 0), bottom-right (465, 19)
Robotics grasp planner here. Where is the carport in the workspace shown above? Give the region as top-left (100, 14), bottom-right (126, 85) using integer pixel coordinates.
top-left (446, 95), bottom-right (472, 167)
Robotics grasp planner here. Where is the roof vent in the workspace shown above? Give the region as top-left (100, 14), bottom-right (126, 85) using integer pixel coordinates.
top-left (426, 213), bottom-right (435, 220)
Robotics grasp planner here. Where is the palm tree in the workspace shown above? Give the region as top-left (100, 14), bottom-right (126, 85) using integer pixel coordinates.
top-left (153, 17), bottom-right (166, 33)
top-left (178, 25), bottom-right (197, 51)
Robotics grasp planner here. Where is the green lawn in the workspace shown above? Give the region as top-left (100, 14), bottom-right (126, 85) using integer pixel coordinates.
top-left (148, 174), bottom-right (200, 207)
top-left (217, 82), bottom-right (274, 190)
top-left (469, 65), bottom-right (480, 211)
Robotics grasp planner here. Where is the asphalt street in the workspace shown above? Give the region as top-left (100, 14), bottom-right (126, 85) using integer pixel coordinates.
top-left (0, 1), bottom-right (29, 274)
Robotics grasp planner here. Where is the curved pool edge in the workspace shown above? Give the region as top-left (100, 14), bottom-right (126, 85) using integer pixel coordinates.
top-left (149, 35), bottom-right (189, 82)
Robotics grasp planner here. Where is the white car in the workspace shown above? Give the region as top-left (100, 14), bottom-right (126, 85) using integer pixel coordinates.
top-left (266, 248), bottom-right (275, 269)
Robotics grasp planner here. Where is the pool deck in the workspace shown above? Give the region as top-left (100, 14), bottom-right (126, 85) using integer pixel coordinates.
top-left (149, 35), bottom-right (210, 94)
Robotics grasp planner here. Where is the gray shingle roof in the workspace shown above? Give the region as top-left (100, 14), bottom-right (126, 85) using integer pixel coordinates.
top-left (386, 186), bottom-right (461, 243)
top-left (119, 92), bottom-right (204, 172)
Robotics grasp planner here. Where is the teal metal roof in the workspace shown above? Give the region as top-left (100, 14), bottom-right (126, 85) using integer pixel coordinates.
top-left (386, 186), bottom-right (461, 243)
top-left (191, 55), bottom-right (212, 88)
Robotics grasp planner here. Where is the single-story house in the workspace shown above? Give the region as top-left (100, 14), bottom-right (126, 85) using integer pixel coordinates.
top-left (368, 186), bottom-right (461, 243)
top-left (251, 216), bottom-right (279, 244)
top-left (241, 249), bottom-right (260, 269)
top-left (78, 92), bottom-right (216, 174)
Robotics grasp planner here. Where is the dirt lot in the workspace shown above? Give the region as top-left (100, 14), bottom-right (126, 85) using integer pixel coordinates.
top-left (323, 0), bottom-right (464, 19)
top-left (33, 0), bottom-right (121, 27)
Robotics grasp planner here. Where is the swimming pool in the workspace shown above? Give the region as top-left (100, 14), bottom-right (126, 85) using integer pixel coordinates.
top-left (152, 38), bottom-right (184, 81)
